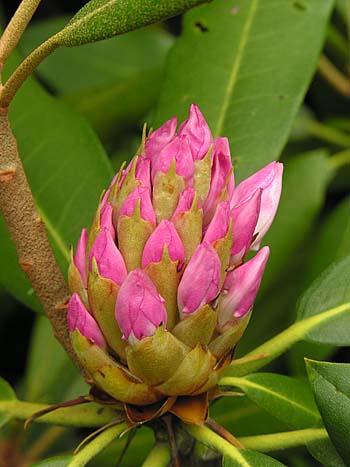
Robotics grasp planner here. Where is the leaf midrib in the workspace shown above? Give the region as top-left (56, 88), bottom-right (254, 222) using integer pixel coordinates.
top-left (213, 0), bottom-right (259, 137)
top-left (56, 0), bottom-right (117, 41)
top-left (235, 378), bottom-right (320, 422)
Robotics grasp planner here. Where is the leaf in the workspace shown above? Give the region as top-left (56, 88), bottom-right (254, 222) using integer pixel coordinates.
top-left (307, 437), bottom-right (347, 467)
top-left (260, 150), bottom-right (330, 293)
top-left (223, 301), bottom-right (350, 377)
top-left (0, 51), bottom-right (113, 311)
top-left (20, 18), bottom-right (174, 138)
top-left (0, 377), bottom-right (16, 429)
top-left (31, 456), bottom-right (72, 467)
top-left (55, 0), bottom-right (209, 47)
top-left (212, 396), bottom-right (286, 437)
top-left (25, 316), bottom-right (88, 404)
top-left (297, 256), bottom-right (350, 345)
top-left (222, 451), bottom-right (286, 467)
top-left (305, 197), bottom-right (350, 285)
top-left (220, 373), bottom-right (320, 429)
top-left (154, 0), bottom-right (334, 182)
top-left (306, 359), bottom-right (350, 463)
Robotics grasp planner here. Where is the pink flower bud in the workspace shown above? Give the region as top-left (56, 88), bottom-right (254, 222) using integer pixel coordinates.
top-left (135, 157), bottom-right (151, 191)
top-left (100, 202), bottom-right (115, 239)
top-left (68, 293), bottom-right (106, 349)
top-left (151, 135), bottom-right (194, 184)
top-left (145, 116), bottom-right (177, 158)
top-left (219, 247), bottom-right (270, 331)
top-left (230, 189), bottom-right (262, 265)
top-left (116, 269), bottom-right (167, 343)
top-left (172, 187), bottom-right (200, 219)
top-left (203, 139), bottom-right (235, 224)
top-left (230, 162), bottom-right (283, 250)
top-left (74, 228), bottom-right (88, 286)
top-left (178, 104), bottom-right (212, 160)
top-left (142, 220), bottom-right (185, 268)
top-left (177, 241), bottom-right (221, 314)
top-left (101, 173), bottom-right (119, 206)
top-left (203, 201), bottom-right (231, 244)
top-left (119, 186), bottom-right (156, 224)
top-left (89, 230), bottom-right (127, 285)
top-left (119, 156), bottom-right (151, 192)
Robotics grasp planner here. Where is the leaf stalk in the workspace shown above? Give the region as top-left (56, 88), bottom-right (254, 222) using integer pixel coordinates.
top-left (223, 303), bottom-right (350, 377)
top-left (0, 0), bottom-right (43, 64)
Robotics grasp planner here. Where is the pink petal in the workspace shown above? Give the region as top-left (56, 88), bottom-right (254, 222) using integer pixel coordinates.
top-left (230, 189), bottom-right (262, 265)
top-left (203, 201), bottom-right (231, 244)
top-left (68, 293), bottom-right (106, 349)
top-left (89, 230), bottom-right (127, 286)
top-left (178, 104), bottom-right (212, 160)
top-left (177, 241), bottom-right (221, 314)
top-left (115, 269), bottom-right (167, 343)
top-left (172, 187), bottom-right (200, 219)
top-left (119, 186), bottom-right (156, 224)
top-left (219, 247), bottom-right (270, 330)
top-left (101, 172), bottom-right (119, 207)
top-left (74, 228), bottom-right (88, 287)
top-left (100, 202), bottom-right (115, 239)
top-left (230, 162), bottom-right (283, 250)
top-left (142, 220), bottom-right (185, 268)
top-left (145, 116), bottom-right (177, 160)
top-left (151, 135), bottom-right (194, 184)
top-left (203, 145), bottom-right (234, 225)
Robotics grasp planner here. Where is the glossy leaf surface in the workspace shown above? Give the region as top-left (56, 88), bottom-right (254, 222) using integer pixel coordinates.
top-left (297, 256), bottom-right (350, 345)
top-left (306, 359), bottom-right (350, 463)
top-left (0, 53), bottom-right (113, 311)
top-left (220, 373), bottom-right (321, 429)
top-left (154, 0), bottom-right (334, 181)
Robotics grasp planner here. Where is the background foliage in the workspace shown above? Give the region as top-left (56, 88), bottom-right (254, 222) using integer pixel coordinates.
top-left (0, 0), bottom-right (349, 465)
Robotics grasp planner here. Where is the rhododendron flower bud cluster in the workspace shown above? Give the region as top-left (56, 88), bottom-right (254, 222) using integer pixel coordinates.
top-left (67, 104), bottom-right (283, 408)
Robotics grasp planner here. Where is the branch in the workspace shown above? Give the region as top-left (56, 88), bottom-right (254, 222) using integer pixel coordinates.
top-left (0, 107), bottom-right (79, 368)
top-left (0, 0), bottom-right (43, 64)
top-left (67, 423), bottom-right (126, 467)
top-left (0, 399), bottom-right (117, 427)
top-left (141, 443), bottom-right (171, 467)
top-left (0, 37), bottom-right (59, 108)
top-left (239, 428), bottom-right (328, 453)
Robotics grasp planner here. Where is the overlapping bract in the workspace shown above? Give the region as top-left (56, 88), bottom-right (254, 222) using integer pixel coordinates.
top-left (68, 104), bottom-right (283, 406)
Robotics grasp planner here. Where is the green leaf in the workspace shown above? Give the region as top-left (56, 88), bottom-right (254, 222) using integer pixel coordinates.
top-left (0, 377), bottom-right (16, 429)
top-left (223, 301), bottom-right (350, 377)
top-left (223, 451), bottom-right (286, 467)
top-left (0, 51), bottom-right (113, 310)
top-left (25, 316), bottom-right (88, 404)
top-left (154, 0), bottom-right (334, 182)
top-left (212, 396), bottom-right (286, 436)
top-left (307, 437), bottom-right (347, 467)
top-left (31, 456), bottom-right (72, 467)
top-left (306, 359), bottom-right (350, 463)
top-left (220, 373), bottom-right (320, 429)
top-left (20, 18), bottom-right (174, 139)
top-left (297, 256), bottom-right (350, 345)
top-left (305, 197), bottom-right (350, 285)
top-left (260, 150), bottom-right (330, 292)
top-left (55, 0), bottom-right (209, 47)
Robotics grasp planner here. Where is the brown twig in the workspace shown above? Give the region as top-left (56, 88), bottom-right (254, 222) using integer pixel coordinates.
top-left (0, 107), bottom-right (79, 369)
top-left (24, 396), bottom-right (90, 430)
top-left (206, 418), bottom-right (245, 449)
